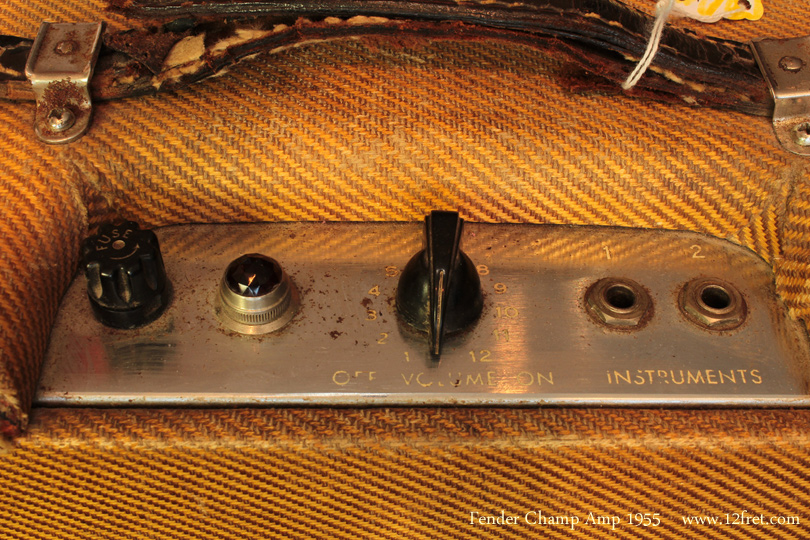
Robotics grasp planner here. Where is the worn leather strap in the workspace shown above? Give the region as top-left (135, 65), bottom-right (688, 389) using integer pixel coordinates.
top-left (0, 0), bottom-right (772, 114)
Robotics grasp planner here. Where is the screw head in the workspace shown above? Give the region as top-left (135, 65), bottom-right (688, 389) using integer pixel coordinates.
top-left (46, 108), bottom-right (75, 132)
top-left (779, 56), bottom-right (804, 72)
top-left (54, 40), bottom-right (78, 55)
top-left (795, 122), bottom-right (810, 147)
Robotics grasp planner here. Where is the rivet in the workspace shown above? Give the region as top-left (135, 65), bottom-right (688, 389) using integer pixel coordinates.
top-left (54, 40), bottom-right (78, 56)
top-left (795, 122), bottom-right (810, 147)
top-left (779, 56), bottom-right (804, 72)
top-left (46, 108), bottom-right (75, 132)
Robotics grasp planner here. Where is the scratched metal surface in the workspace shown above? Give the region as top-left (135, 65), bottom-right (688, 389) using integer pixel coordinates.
top-left (36, 223), bottom-right (810, 406)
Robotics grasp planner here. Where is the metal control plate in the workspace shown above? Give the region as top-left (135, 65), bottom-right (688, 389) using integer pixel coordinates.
top-left (37, 223), bottom-right (810, 406)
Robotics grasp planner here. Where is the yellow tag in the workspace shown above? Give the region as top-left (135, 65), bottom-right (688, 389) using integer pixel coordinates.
top-left (674, 0), bottom-right (763, 22)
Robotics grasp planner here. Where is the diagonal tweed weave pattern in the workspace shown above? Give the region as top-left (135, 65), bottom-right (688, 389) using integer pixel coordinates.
top-left (2, 407), bottom-right (810, 539)
top-left (1, 0), bottom-right (810, 537)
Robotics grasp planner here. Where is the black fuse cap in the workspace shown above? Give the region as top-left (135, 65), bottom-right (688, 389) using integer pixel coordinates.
top-left (81, 221), bottom-right (170, 329)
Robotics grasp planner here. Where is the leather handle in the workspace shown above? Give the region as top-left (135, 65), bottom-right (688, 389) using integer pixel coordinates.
top-left (0, 0), bottom-right (772, 115)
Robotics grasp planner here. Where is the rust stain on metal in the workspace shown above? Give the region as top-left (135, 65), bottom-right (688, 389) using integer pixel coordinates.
top-left (41, 80), bottom-right (84, 109)
top-left (37, 80), bottom-right (89, 136)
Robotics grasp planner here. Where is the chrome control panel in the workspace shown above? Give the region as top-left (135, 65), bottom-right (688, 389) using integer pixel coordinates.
top-left (37, 220), bottom-right (810, 406)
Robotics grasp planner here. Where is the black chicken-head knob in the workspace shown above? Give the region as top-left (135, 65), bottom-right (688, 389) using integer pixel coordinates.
top-left (396, 211), bottom-right (483, 357)
top-left (81, 221), bottom-right (170, 329)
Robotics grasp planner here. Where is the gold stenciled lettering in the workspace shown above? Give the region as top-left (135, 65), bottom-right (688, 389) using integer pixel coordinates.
top-left (687, 371), bottom-right (705, 384)
top-left (469, 350), bottom-right (492, 363)
top-left (333, 371), bottom-right (375, 385)
top-left (614, 370), bottom-right (632, 384)
top-left (463, 372), bottom-right (497, 386)
top-left (718, 370), bottom-right (735, 384)
top-left (607, 369), bottom-right (763, 386)
top-left (495, 306), bottom-right (519, 319)
top-left (537, 372), bottom-right (553, 385)
top-left (416, 372), bottom-right (432, 387)
top-left (396, 371), bottom-right (556, 388)
top-left (516, 372), bottom-right (554, 386)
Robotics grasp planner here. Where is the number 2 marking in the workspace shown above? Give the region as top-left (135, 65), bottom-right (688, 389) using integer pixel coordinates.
top-left (690, 245), bottom-right (706, 259)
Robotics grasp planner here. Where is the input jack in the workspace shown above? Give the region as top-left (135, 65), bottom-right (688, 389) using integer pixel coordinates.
top-left (679, 278), bottom-right (746, 331)
top-left (585, 278), bottom-right (652, 329)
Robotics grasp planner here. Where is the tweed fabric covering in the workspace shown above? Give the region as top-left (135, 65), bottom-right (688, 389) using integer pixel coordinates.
top-left (0, 129), bottom-right (86, 437)
top-left (1, 407), bottom-right (810, 539)
top-left (2, 0), bottom-right (810, 536)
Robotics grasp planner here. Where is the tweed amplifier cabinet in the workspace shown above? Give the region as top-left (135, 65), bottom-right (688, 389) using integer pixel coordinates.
top-left (2, 0), bottom-right (810, 538)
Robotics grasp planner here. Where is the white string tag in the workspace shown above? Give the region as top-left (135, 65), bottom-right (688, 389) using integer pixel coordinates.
top-left (622, 0), bottom-right (676, 90)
